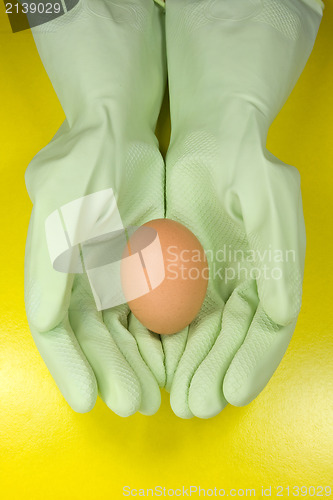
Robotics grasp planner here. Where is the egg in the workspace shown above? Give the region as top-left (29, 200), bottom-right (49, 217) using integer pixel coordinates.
top-left (121, 218), bottom-right (209, 335)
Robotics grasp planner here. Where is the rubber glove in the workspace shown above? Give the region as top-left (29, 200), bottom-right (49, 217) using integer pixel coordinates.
top-left (24, 0), bottom-right (166, 415)
top-left (162, 0), bottom-right (323, 418)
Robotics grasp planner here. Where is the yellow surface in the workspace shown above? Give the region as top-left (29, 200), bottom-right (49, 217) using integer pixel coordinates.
top-left (1, 3), bottom-right (333, 499)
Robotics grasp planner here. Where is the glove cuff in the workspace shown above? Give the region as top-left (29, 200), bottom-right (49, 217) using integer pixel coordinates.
top-left (300, 0), bottom-right (324, 15)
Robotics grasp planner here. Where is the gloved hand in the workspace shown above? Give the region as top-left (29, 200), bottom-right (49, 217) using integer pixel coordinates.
top-left (162, 0), bottom-right (323, 418)
top-left (24, 0), bottom-right (167, 415)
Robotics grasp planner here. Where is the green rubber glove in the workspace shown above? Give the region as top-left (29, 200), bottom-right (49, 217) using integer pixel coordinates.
top-left (162, 0), bottom-right (323, 418)
top-left (24, 0), bottom-right (166, 415)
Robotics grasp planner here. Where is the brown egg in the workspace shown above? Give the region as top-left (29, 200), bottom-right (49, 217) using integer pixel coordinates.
top-left (121, 218), bottom-right (209, 335)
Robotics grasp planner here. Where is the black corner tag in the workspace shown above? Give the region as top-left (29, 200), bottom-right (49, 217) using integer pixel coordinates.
top-left (4, 0), bottom-right (80, 33)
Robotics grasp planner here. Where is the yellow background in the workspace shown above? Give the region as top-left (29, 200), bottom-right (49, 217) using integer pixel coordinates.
top-left (0, 2), bottom-right (332, 498)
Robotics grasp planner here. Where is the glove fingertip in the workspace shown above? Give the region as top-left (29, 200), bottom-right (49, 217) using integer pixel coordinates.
top-left (139, 387), bottom-right (162, 416)
top-left (102, 393), bottom-right (141, 418)
top-left (66, 383), bottom-right (98, 414)
top-left (223, 373), bottom-right (257, 407)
